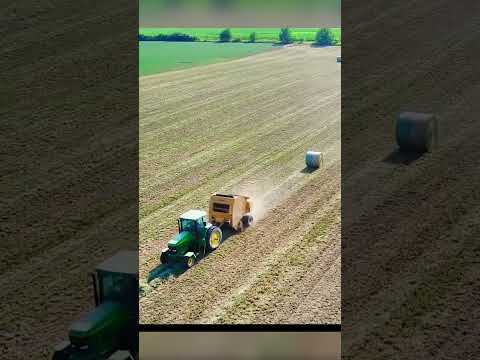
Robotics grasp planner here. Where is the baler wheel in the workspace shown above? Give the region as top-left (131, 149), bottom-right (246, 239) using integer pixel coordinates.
top-left (242, 214), bottom-right (253, 227)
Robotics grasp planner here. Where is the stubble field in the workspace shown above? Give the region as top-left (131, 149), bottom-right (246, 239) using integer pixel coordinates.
top-left (139, 45), bottom-right (341, 324)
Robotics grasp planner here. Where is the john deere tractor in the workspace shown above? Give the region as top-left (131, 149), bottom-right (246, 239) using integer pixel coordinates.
top-left (160, 209), bottom-right (223, 268)
top-left (52, 251), bottom-right (138, 360)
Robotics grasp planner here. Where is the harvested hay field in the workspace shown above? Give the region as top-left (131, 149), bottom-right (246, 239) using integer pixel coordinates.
top-left (342, 0), bottom-right (480, 358)
top-left (0, 1), bottom-right (137, 358)
top-left (140, 45), bottom-right (341, 324)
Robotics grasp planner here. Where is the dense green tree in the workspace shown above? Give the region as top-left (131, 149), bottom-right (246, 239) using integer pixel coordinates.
top-left (279, 28), bottom-right (293, 44)
top-left (219, 28), bottom-right (232, 42)
top-left (315, 28), bottom-right (335, 46)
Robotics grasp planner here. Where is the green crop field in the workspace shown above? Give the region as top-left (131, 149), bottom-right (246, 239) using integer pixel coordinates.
top-left (139, 41), bottom-right (276, 76)
top-left (139, 28), bottom-right (341, 43)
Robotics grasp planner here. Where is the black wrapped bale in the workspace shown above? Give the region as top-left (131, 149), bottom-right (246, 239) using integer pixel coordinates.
top-left (396, 112), bottom-right (438, 153)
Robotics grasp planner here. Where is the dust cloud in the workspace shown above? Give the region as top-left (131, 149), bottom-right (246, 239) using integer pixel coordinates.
top-left (229, 171), bottom-right (306, 224)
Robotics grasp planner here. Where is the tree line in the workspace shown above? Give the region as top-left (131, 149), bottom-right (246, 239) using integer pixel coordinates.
top-left (139, 28), bottom-right (338, 46)
top-left (138, 33), bottom-right (199, 42)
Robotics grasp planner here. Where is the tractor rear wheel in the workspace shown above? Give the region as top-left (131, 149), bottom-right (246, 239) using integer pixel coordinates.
top-left (206, 226), bottom-right (223, 252)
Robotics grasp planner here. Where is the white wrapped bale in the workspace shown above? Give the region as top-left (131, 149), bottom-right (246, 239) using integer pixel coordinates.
top-left (396, 112), bottom-right (438, 152)
top-left (305, 151), bottom-right (323, 169)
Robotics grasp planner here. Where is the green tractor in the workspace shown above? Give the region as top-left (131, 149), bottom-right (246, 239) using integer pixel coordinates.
top-left (52, 251), bottom-right (138, 360)
top-left (160, 209), bottom-right (223, 268)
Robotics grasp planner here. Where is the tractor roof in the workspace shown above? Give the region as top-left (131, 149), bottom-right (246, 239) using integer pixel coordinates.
top-left (69, 302), bottom-right (124, 338)
top-left (180, 209), bottom-right (207, 220)
top-left (96, 250), bottom-right (138, 276)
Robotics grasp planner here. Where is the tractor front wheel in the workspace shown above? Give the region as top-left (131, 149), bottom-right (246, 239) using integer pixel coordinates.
top-left (185, 255), bottom-right (196, 269)
top-left (160, 248), bottom-right (169, 264)
top-left (206, 226), bottom-right (223, 252)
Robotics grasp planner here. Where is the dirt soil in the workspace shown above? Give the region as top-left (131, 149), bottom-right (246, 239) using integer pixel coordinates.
top-left (0, 1), bottom-right (137, 358)
top-left (139, 45), bottom-right (341, 324)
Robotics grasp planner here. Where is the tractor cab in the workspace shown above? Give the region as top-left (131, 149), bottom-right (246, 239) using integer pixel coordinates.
top-left (52, 251), bottom-right (138, 360)
top-left (177, 209), bottom-right (208, 238)
top-left (94, 251), bottom-right (138, 308)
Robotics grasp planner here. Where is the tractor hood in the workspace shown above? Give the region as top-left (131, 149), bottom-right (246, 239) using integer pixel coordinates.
top-left (168, 231), bottom-right (193, 249)
top-left (69, 302), bottom-right (127, 345)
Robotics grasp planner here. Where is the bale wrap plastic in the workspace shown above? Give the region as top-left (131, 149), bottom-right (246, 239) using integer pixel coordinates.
top-left (305, 151), bottom-right (323, 168)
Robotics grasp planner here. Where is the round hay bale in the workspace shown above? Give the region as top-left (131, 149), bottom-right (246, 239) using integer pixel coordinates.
top-left (396, 112), bottom-right (438, 152)
top-left (305, 151), bottom-right (323, 168)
